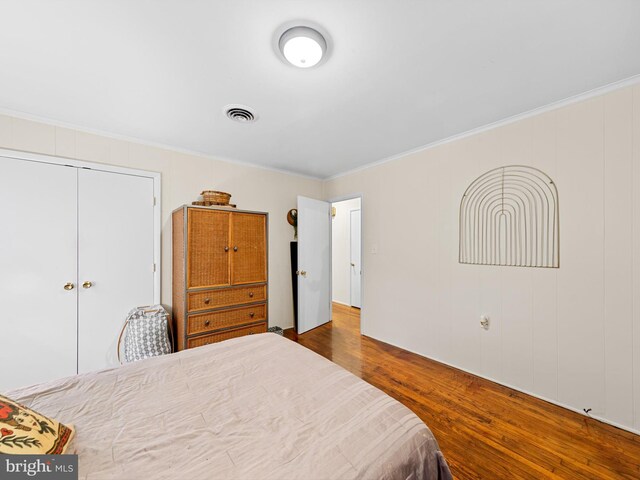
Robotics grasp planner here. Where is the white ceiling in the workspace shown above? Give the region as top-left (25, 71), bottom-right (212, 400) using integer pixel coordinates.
top-left (1, 1), bottom-right (640, 179)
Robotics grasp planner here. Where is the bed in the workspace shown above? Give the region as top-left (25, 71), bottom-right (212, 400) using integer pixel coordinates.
top-left (7, 333), bottom-right (452, 480)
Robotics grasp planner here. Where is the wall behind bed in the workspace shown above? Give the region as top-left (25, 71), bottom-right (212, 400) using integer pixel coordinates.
top-left (323, 80), bottom-right (640, 434)
top-left (0, 114), bottom-right (322, 330)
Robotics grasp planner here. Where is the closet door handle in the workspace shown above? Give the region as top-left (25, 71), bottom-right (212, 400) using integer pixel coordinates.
top-left (233, 246), bottom-right (238, 252)
top-left (82, 281), bottom-right (93, 289)
top-left (224, 246), bottom-right (229, 252)
top-left (63, 282), bottom-right (75, 291)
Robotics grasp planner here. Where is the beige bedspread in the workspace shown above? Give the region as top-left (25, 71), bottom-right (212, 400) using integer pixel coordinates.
top-left (8, 333), bottom-right (451, 480)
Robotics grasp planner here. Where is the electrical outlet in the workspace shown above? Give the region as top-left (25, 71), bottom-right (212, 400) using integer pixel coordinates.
top-left (480, 315), bottom-right (490, 330)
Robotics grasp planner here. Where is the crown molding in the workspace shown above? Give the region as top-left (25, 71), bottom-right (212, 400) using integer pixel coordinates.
top-left (0, 106), bottom-right (323, 182)
top-left (2, 73), bottom-right (639, 182)
top-left (326, 74), bottom-right (640, 181)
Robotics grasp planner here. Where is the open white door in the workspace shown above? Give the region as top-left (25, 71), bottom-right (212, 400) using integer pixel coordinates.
top-left (350, 209), bottom-right (362, 308)
top-left (297, 196), bottom-right (331, 334)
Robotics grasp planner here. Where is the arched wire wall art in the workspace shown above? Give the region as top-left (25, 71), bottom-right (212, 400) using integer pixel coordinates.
top-left (459, 165), bottom-right (559, 268)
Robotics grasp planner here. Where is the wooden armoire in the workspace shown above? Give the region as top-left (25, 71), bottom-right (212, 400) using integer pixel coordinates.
top-left (172, 205), bottom-right (268, 351)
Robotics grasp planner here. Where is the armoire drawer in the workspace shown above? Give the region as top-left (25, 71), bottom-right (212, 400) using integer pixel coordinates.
top-left (187, 304), bottom-right (267, 335)
top-left (187, 322), bottom-right (267, 348)
top-left (187, 285), bottom-right (267, 312)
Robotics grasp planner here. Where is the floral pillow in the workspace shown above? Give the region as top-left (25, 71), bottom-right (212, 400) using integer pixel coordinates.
top-left (0, 394), bottom-right (74, 454)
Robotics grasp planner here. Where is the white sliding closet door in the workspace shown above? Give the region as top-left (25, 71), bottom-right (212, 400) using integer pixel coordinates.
top-left (77, 169), bottom-right (155, 373)
top-left (0, 157), bottom-right (78, 391)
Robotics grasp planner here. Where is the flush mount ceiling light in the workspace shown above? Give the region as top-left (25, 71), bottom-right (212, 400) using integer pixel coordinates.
top-left (278, 26), bottom-right (327, 68)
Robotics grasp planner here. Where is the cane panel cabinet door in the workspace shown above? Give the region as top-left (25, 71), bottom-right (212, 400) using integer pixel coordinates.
top-left (231, 212), bottom-right (267, 285)
top-left (187, 209), bottom-right (231, 289)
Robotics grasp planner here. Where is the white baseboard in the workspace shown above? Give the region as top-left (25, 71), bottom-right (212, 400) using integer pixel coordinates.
top-left (331, 300), bottom-right (350, 307)
top-left (363, 332), bottom-right (640, 437)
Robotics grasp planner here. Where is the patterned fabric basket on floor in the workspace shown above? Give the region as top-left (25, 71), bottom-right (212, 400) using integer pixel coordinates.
top-left (118, 305), bottom-right (173, 364)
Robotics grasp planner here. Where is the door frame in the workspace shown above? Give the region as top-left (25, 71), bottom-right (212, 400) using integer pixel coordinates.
top-left (0, 148), bottom-right (162, 303)
top-left (349, 207), bottom-right (361, 309)
top-left (329, 193), bottom-right (364, 333)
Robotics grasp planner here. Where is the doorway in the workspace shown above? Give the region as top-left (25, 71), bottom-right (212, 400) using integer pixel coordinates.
top-left (294, 194), bottom-right (363, 335)
top-left (331, 197), bottom-right (362, 332)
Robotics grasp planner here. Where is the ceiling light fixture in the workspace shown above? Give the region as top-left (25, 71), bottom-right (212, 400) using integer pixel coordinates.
top-left (278, 26), bottom-right (327, 68)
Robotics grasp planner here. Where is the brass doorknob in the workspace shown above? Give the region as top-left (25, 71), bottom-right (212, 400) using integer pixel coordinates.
top-left (300, 270), bottom-right (307, 277)
top-left (82, 281), bottom-right (93, 289)
top-left (63, 282), bottom-right (75, 291)
top-left (351, 262), bottom-right (355, 267)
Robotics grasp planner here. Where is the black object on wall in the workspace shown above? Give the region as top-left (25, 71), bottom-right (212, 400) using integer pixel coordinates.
top-left (290, 241), bottom-right (298, 332)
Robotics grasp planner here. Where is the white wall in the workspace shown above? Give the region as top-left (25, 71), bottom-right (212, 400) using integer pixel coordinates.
top-left (4, 82), bottom-right (640, 434)
top-left (323, 82), bottom-right (640, 434)
top-left (331, 198), bottom-right (361, 305)
top-left (0, 114), bottom-right (322, 330)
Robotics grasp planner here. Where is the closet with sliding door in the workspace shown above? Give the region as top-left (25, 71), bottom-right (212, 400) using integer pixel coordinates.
top-left (0, 151), bottom-right (160, 391)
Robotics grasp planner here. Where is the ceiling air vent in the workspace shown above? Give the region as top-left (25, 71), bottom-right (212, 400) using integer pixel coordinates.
top-left (224, 105), bottom-right (258, 123)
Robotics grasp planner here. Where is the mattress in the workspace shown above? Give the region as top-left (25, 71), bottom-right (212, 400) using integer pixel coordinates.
top-left (7, 333), bottom-right (451, 480)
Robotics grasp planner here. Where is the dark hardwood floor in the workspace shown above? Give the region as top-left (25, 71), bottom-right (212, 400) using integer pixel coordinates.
top-left (284, 303), bottom-right (640, 480)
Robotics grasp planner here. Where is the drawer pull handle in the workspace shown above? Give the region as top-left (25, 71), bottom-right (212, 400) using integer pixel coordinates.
top-left (204, 298), bottom-right (211, 305)
top-left (204, 320), bottom-right (210, 326)
top-left (249, 292), bottom-right (254, 298)
top-left (249, 312), bottom-right (255, 318)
